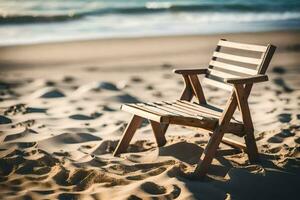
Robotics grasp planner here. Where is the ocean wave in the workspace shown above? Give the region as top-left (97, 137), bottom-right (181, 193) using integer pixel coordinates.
top-left (0, 14), bottom-right (83, 24)
top-left (1, 2), bottom-right (300, 25)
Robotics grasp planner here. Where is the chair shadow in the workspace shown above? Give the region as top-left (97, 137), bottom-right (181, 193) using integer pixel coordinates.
top-left (158, 141), bottom-right (234, 177)
top-left (157, 141), bottom-right (300, 200)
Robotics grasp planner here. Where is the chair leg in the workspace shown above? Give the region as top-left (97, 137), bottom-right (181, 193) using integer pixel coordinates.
top-left (194, 126), bottom-right (225, 177)
top-left (244, 129), bottom-right (260, 163)
top-left (113, 115), bottom-right (143, 156)
top-left (150, 120), bottom-right (167, 147)
top-left (234, 84), bottom-right (260, 163)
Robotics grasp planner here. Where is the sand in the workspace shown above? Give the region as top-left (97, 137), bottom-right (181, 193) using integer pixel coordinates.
top-left (0, 31), bottom-right (299, 200)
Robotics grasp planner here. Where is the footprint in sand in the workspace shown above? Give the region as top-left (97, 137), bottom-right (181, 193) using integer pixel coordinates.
top-left (74, 81), bottom-right (119, 94)
top-left (31, 87), bottom-right (65, 98)
top-left (141, 181), bottom-right (166, 194)
top-left (138, 181), bottom-right (181, 199)
top-left (4, 128), bottom-right (38, 142)
top-left (272, 66), bottom-right (286, 74)
top-left (273, 78), bottom-right (294, 93)
top-left (277, 129), bottom-right (295, 138)
top-left (106, 93), bottom-right (140, 103)
top-left (0, 115), bottom-right (12, 124)
top-left (267, 135), bottom-right (284, 143)
top-left (41, 89), bottom-right (65, 98)
top-left (278, 113), bottom-right (292, 123)
top-left (59, 132), bottom-right (102, 144)
top-left (62, 76), bottom-right (75, 83)
top-left (98, 82), bottom-right (119, 91)
top-left (69, 112), bottom-right (102, 120)
top-left (130, 76), bottom-right (143, 83)
top-left (145, 85), bottom-right (154, 90)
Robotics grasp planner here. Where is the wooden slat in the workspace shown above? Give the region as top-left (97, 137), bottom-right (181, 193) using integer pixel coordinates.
top-left (163, 101), bottom-right (217, 119)
top-left (202, 77), bottom-right (233, 91)
top-left (257, 44), bottom-right (277, 74)
top-left (121, 104), bottom-right (167, 123)
top-left (225, 75), bottom-right (268, 84)
top-left (145, 102), bottom-right (187, 117)
top-left (208, 68), bottom-right (241, 79)
top-left (218, 40), bottom-right (267, 52)
top-left (168, 115), bottom-right (217, 130)
top-left (176, 100), bottom-right (222, 117)
top-left (164, 101), bottom-right (203, 115)
top-left (152, 102), bottom-right (195, 117)
top-left (213, 51), bottom-right (261, 65)
top-left (138, 103), bottom-right (178, 116)
top-left (209, 60), bottom-right (258, 75)
top-left (210, 134), bottom-right (247, 151)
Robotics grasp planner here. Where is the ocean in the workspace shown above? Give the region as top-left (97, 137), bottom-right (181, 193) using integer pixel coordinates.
top-left (0, 0), bottom-right (300, 45)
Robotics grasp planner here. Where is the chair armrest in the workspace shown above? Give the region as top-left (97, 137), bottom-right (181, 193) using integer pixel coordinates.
top-left (225, 75), bottom-right (268, 84)
top-left (173, 68), bottom-right (208, 75)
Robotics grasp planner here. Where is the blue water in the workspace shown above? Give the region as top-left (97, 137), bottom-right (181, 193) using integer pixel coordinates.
top-left (0, 0), bottom-right (299, 45)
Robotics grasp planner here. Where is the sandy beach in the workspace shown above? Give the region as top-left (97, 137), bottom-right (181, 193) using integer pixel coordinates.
top-left (0, 30), bottom-right (300, 200)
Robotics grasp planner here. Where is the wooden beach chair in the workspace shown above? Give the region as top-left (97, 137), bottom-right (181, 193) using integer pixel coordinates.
top-left (113, 39), bottom-right (276, 177)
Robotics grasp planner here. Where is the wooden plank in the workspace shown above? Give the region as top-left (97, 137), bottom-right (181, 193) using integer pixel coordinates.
top-left (209, 60), bottom-right (258, 75)
top-left (180, 75), bottom-right (194, 101)
top-left (208, 68), bottom-right (241, 79)
top-left (173, 68), bottom-right (208, 75)
top-left (202, 77), bottom-right (233, 91)
top-left (189, 74), bottom-right (206, 104)
top-left (177, 100), bottom-right (222, 117)
top-left (113, 115), bottom-right (143, 156)
top-left (146, 102), bottom-right (188, 117)
top-left (195, 90), bottom-right (239, 177)
top-left (150, 120), bottom-right (167, 147)
top-left (257, 44), bottom-right (276, 74)
top-left (225, 75), bottom-right (268, 84)
top-left (164, 101), bottom-right (218, 120)
top-left (153, 102), bottom-right (196, 117)
top-left (234, 85), bottom-right (259, 163)
top-left (217, 135), bottom-right (247, 151)
top-left (121, 104), bottom-right (166, 123)
top-left (172, 100), bottom-right (244, 135)
top-left (218, 40), bottom-right (267, 52)
top-left (213, 51), bottom-right (261, 65)
top-left (164, 101), bottom-right (202, 115)
top-left (138, 103), bottom-right (177, 116)
top-left (169, 115), bottom-right (217, 131)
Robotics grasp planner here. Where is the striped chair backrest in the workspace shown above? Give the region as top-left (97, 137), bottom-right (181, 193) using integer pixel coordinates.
top-left (202, 39), bottom-right (276, 91)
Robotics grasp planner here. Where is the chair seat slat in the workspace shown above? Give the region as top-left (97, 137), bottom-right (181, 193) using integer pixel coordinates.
top-left (177, 100), bottom-right (223, 117)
